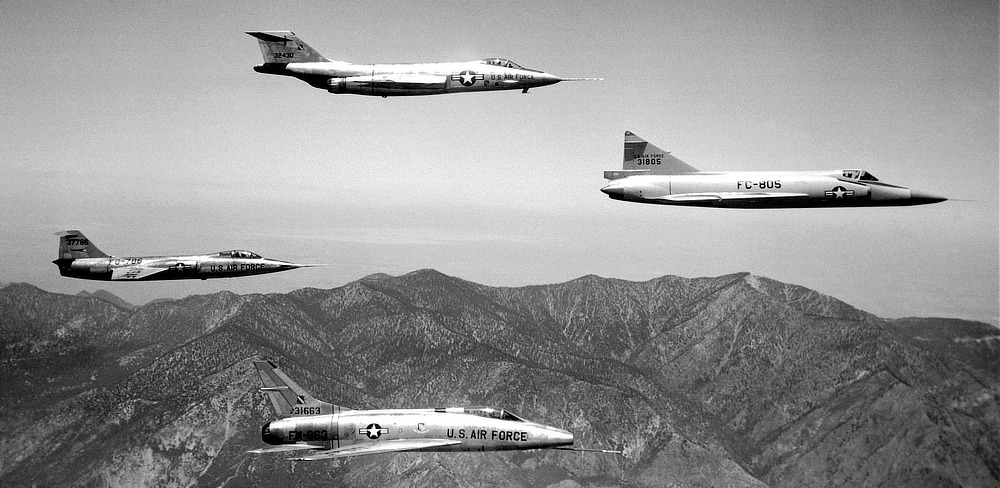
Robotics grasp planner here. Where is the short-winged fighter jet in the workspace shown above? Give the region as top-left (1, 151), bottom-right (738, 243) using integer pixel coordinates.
top-left (249, 361), bottom-right (617, 460)
top-left (246, 31), bottom-right (599, 97)
top-left (53, 230), bottom-right (315, 281)
top-left (602, 132), bottom-right (947, 208)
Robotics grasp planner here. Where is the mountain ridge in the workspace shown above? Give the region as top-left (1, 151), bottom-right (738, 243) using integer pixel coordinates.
top-left (1, 271), bottom-right (996, 487)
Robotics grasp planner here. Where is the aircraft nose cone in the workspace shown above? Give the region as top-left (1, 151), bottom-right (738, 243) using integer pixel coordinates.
top-left (547, 427), bottom-right (574, 447)
top-left (601, 184), bottom-right (625, 199)
top-left (909, 189), bottom-right (948, 204)
top-left (534, 72), bottom-right (562, 86)
top-left (267, 260), bottom-right (307, 270)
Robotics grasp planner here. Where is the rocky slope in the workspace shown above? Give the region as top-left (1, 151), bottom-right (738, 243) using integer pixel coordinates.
top-left (0, 273), bottom-right (996, 487)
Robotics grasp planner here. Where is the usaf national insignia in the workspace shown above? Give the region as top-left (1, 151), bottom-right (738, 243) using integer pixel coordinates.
top-left (361, 423), bottom-right (388, 439)
top-left (825, 186), bottom-right (855, 199)
top-left (451, 70), bottom-right (484, 86)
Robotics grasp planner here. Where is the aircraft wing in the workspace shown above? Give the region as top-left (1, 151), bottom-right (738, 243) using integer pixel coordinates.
top-left (658, 192), bottom-right (809, 203)
top-left (247, 444), bottom-right (327, 454)
top-left (290, 439), bottom-right (461, 461)
top-left (110, 267), bottom-right (169, 280)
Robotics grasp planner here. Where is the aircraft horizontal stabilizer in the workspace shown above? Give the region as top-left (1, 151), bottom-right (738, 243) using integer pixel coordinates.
top-left (245, 31), bottom-right (294, 42)
top-left (291, 439), bottom-right (461, 460)
top-left (604, 170), bottom-right (650, 180)
top-left (247, 444), bottom-right (327, 454)
top-left (110, 267), bottom-right (169, 281)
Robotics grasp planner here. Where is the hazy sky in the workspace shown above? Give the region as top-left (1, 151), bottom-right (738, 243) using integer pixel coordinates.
top-left (2, 1), bottom-right (997, 325)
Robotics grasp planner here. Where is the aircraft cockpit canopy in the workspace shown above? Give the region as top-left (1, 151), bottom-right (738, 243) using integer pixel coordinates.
top-left (459, 407), bottom-right (525, 422)
top-left (218, 250), bottom-right (262, 259)
top-left (841, 169), bottom-right (879, 182)
top-left (481, 58), bottom-right (524, 70)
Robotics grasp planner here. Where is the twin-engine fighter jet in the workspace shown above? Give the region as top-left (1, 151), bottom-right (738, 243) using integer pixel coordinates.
top-left (602, 132), bottom-right (947, 208)
top-left (53, 230), bottom-right (315, 281)
top-left (247, 31), bottom-right (599, 97)
top-left (249, 361), bottom-right (617, 460)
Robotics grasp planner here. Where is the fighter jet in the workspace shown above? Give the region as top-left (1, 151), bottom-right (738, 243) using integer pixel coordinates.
top-left (246, 31), bottom-right (600, 97)
top-left (601, 131), bottom-right (948, 208)
top-left (248, 361), bottom-right (617, 460)
top-left (53, 230), bottom-right (315, 281)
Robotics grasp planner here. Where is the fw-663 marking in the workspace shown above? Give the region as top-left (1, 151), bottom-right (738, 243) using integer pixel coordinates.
top-left (247, 361), bottom-right (620, 461)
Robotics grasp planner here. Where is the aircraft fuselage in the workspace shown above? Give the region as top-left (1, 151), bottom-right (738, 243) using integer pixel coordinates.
top-left (54, 253), bottom-right (304, 281)
top-left (261, 408), bottom-right (573, 452)
top-left (601, 170), bottom-right (946, 208)
top-left (247, 31), bottom-right (595, 97)
top-left (254, 60), bottom-right (562, 96)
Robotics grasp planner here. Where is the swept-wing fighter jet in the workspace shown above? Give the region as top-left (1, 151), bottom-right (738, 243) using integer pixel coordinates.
top-left (601, 131), bottom-right (947, 208)
top-left (248, 361), bottom-right (617, 460)
top-left (53, 230), bottom-right (315, 281)
top-left (246, 31), bottom-right (600, 97)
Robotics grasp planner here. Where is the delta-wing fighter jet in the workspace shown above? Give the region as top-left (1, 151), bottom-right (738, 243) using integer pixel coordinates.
top-left (246, 31), bottom-right (600, 97)
top-left (248, 361), bottom-right (618, 460)
top-left (53, 230), bottom-right (316, 281)
top-left (601, 132), bottom-right (948, 208)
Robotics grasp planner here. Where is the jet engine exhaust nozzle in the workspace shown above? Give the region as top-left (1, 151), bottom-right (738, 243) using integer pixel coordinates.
top-left (261, 422), bottom-right (284, 445)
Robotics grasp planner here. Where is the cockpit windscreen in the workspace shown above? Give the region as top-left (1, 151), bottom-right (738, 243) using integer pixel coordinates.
top-left (481, 58), bottom-right (524, 70)
top-left (464, 407), bottom-right (525, 422)
top-left (841, 170), bottom-right (879, 182)
top-left (219, 250), bottom-right (262, 259)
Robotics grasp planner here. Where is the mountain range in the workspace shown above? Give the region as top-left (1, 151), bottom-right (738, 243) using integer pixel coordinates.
top-left (1, 270), bottom-right (997, 487)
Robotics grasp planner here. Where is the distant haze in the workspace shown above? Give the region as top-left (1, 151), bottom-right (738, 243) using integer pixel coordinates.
top-left (1, 1), bottom-right (996, 325)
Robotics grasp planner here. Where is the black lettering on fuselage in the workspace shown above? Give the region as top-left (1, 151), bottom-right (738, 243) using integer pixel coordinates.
top-left (210, 263), bottom-right (266, 273)
top-left (291, 429), bottom-right (328, 441)
top-left (737, 180), bottom-right (782, 190)
top-left (491, 430), bottom-right (529, 442)
top-left (489, 73), bottom-right (534, 81)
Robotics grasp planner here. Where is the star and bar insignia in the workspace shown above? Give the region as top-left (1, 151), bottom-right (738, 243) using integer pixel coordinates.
top-left (825, 186), bottom-right (855, 199)
top-left (451, 70), bottom-right (484, 86)
top-left (361, 423), bottom-right (389, 439)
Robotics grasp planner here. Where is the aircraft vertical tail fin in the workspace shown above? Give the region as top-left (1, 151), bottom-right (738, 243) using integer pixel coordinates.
top-left (622, 131), bottom-right (700, 174)
top-left (246, 31), bottom-right (330, 64)
top-left (253, 360), bottom-right (348, 418)
top-left (56, 230), bottom-right (107, 260)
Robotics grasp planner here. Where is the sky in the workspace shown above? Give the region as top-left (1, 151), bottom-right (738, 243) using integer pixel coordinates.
top-left (2, 0), bottom-right (997, 325)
